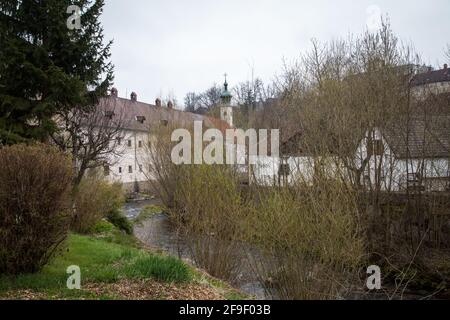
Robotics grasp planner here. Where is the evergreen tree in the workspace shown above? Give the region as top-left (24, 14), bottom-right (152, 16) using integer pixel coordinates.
top-left (0, 0), bottom-right (113, 144)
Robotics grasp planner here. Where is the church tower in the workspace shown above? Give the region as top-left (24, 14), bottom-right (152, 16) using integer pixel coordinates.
top-left (220, 74), bottom-right (233, 127)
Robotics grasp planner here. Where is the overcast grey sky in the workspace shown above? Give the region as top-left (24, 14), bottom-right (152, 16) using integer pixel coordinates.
top-left (100, 0), bottom-right (450, 106)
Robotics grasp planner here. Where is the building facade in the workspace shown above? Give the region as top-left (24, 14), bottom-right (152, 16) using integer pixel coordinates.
top-left (101, 87), bottom-right (232, 193)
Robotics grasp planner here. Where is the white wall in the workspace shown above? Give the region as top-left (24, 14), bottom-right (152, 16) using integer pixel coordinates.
top-left (355, 128), bottom-right (449, 192)
top-left (104, 127), bottom-right (449, 192)
top-left (106, 129), bottom-right (149, 186)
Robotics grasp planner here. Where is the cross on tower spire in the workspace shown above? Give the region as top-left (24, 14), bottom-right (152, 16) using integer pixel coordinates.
top-left (223, 73), bottom-right (228, 90)
top-left (220, 72), bottom-right (232, 105)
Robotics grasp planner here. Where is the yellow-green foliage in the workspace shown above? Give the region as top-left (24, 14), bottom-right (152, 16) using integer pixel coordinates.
top-left (245, 178), bottom-right (364, 299)
top-left (173, 165), bottom-right (241, 235)
top-left (171, 165), bottom-right (243, 281)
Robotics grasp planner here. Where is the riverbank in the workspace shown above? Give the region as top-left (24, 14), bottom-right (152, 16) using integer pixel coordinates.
top-left (130, 200), bottom-right (450, 300)
top-left (0, 221), bottom-right (246, 300)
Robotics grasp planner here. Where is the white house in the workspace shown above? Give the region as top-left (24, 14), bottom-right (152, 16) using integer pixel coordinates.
top-left (411, 64), bottom-right (450, 99)
top-left (356, 118), bottom-right (450, 192)
top-left (275, 117), bottom-right (450, 192)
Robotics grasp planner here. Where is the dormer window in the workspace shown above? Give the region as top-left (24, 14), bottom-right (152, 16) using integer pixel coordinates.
top-left (136, 116), bottom-right (146, 124)
top-left (105, 111), bottom-right (115, 119)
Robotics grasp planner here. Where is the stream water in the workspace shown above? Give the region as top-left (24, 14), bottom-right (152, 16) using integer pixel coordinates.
top-left (124, 200), bottom-right (267, 299)
top-left (123, 200), bottom-right (442, 300)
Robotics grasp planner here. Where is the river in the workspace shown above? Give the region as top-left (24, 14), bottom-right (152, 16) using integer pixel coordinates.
top-left (124, 200), bottom-right (443, 300)
top-left (124, 200), bottom-right (267, 299)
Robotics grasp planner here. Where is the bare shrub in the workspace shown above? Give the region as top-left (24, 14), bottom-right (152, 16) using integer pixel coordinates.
top-left (254, 21), bottom-right (450, 297)
top-left (71, 172), bottom-right (125, 234)
top-left (244, 173), bottom-right (364, 299)
top-left (144, 124), bottom-right (183, 209)
top-left (0, 144), bottom-right (73, 274)
top-left (171, 165), bottom-right (244, 281)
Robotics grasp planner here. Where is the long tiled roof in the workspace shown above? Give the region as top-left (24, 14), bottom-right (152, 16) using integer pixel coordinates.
top-left (280, 116), bottom-right (450, 159)
top-left (383, 116), bottom-right (450, 159)
top-left (411, 68), bottom-right (450, 86)
top-left (102, 95), bottom-right (230, 133)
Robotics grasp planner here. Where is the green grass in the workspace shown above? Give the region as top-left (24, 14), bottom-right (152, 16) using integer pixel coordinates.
top-left (124, 255), bottom-right (191, 283)
top-left (0, 232), bottom-right (192, 298)
top-left (0, 222), bottom-right (247, 300)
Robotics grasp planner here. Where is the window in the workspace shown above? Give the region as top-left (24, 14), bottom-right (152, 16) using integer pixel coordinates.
top-left (160, 119), bottom-right (168, 126)
top-left (407, 172), bottom-right (425, 191)
top-left (128, 166), bottom-right (133, 173)
top-left (119, 167), bottom-right (122, 174)
top-left (278, 163), bottom-right (291, 176)
top-left (407, 172), bottom-right (420, 183)
top-left (104, 165), bottom-right (110, 176)
top-left (127, 140), bottom-right (132, 147)
top-left (138, 140), bottom-right (143, 148)
top-left (117, 138), bottom-right (122, 145)
top-left (139, 165), bottom-right (143, 172)
top-left (136, 116), bottom-right (146, 123)
top-left (367, 139), bottom-right (384, 157)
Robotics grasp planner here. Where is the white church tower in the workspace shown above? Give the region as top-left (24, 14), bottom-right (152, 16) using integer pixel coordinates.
top-left (220, 74), bottom-right (233, 127)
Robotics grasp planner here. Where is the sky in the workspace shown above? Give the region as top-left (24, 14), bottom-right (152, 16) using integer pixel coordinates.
top-left (100, 0), bottom-right (450, 107)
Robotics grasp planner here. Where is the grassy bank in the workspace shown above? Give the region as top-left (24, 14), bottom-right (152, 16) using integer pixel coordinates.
top-left (0, 222), bottom-right (246, 300)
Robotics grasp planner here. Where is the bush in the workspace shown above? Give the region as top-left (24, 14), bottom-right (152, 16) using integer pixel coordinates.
top-left (72, 174), bottom-right (125, 234)
top-left (172, 165), bottom-right (243, 281)
top-left (145, 124), bottom-right (186, 209)
top-left (244, 177), bottom-right (364, 299)
top-left (106, 208), bottom-right (133, 235)
top-left (0, 143), bottom-right (73, 274)
top-left (89, 220), bottom-right (115, 234)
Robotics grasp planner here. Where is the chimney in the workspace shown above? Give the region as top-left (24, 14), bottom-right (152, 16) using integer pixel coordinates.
top-left (130, 92), bottom-right (137, 102)
top-left (155, 98), bottom-right (162, 107)
top-left (167, 101), bottom-right (174, 109)
top-left (444, 64), bottom-right (448, 70)
top-left (111, 87), bottom-right (118, 97)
